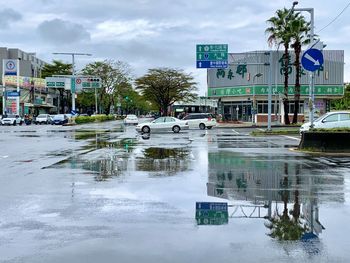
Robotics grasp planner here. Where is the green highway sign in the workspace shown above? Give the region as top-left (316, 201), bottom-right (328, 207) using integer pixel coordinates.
top-left (196, 52), bottom-right (227, 61)
top-left (45, 77), bottom-right (67, 88)
top-left (197, 44), bottom-right (228, 53)
top-left (196, 44), bottom-right (228, 68)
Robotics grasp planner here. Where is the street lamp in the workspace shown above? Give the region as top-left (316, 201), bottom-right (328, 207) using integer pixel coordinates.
top-left (52, 52), bottom-right (92, 113)
top-left (252, 73), bottom-right (263, 125)
top-left (291, 2), bottom-right (316, 127)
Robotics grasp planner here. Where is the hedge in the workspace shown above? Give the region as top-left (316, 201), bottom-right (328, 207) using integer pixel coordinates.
top-left (74, 115), bottom-right (115, 124)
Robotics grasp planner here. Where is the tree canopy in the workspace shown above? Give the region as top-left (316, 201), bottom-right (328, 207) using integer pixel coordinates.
top-left (135, 68), bottom-right (197, 116)
top-left (81, 60), bottom-right (133, 114)
top-left (41, 60), bottom-right (72, 78)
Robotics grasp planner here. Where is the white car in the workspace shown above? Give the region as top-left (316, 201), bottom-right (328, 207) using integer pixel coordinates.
top-left (136, 116), bottom-right (189, 133)
top-left (182, 113), bottom-right (217, 130)
top-left (34, 114), bottom-right (51, 124)
top-left (300, 111), bottom-right (350, 133)
top-left (1, 114), bottom-right (23, 126)
top-left (124, 114), bottom-right (139, 125)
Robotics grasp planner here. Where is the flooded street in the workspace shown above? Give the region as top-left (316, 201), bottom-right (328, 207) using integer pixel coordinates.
top-left (0, 121), bottom-right (350, 262)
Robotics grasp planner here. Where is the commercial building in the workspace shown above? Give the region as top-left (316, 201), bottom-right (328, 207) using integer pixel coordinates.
top-left (0, 47), bottom-right (59, 116)
top-left (207, 50), bottom-right (344, 123)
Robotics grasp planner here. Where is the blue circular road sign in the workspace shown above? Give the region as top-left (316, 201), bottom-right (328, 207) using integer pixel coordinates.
top-left (301, 48), bottom-right (324, 72)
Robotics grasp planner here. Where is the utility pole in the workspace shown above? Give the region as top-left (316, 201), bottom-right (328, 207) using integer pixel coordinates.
top-left (292, 2), bottom-right (316, 126)
top-left (52, 52), bottom-right (92, 113)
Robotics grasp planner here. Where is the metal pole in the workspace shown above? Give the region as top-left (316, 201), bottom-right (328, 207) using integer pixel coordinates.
top-left (2, 60), bottom-right (5, 116)
top-left (16, 59), bottom-right (20, 116)
top-left (294, 7), bottom-right (315, 126)
top-left (71, 54), bottom-right (76, 112)
top-left (310, 9), bottom-right (315, 127)
top-left (52, 52), bottom-right (92, 114)
top-left (95, 86), bottom-right (98, 114)
top-left (267, 52), bottom-right (273, 131)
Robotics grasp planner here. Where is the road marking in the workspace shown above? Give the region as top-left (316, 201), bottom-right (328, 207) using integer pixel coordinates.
top-left (231, 129), bottom-right (239, 134)
top-left (282, 135), bottom-right (300, 141)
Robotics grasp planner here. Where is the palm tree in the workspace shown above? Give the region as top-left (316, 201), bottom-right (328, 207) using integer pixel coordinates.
top-left (290, 15), bottom-right (311, 124)
top-left (266, 8), bottom-right (295, 125)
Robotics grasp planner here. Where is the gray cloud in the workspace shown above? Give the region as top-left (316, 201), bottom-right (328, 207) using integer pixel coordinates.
top-left (0, 8), bottom-right (22, 28)
top-left (37, 19), bottom-right (90, 45)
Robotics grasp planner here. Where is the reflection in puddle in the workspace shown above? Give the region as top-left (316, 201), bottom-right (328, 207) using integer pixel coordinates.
top-left (136, 147), bottom-right (191, 176)
top-left (46, 132), bottom-right (192, 180)
top-left (207, 151), bottom-right (344, 241)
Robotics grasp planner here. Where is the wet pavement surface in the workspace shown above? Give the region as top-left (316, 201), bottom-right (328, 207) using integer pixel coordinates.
top-left (0, 121), bottom-right (349, 262)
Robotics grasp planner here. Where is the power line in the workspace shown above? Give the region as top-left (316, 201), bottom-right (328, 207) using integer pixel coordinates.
top-left (317, 1), bottom-right (350, 33)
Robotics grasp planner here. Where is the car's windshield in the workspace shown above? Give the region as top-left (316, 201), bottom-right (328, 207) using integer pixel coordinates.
top-left (53, 115), bottom-right (64, 120)
top-left (37, 114), bottom-right (47, 118)
top-left (6, 114), bottom-right (16, 118)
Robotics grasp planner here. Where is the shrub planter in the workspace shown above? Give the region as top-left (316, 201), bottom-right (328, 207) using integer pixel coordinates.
top-left (299, 132), bottom-right (350, 152)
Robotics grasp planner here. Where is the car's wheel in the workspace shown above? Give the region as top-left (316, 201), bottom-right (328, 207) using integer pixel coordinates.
top-left (207, 126), bottom-right (212, 129)
top-left (142, 126), bottom-right (150, 133)
top-left (172, 125), bottom-right (180, 133)
top-left (199, 123), bottom-right (205, 130)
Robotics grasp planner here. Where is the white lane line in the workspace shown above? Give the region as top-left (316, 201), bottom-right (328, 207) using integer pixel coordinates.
top-left (231, 129), bottom-right (240, 134)
top-left (282, 135), bottom-right (300, 141)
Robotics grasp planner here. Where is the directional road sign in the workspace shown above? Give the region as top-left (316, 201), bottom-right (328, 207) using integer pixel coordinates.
top-left (196, 44), bottom-right (228, 69)
top-left (301, 48), bottom-right (324, 72)
top-left (45, 77), bottom-right (66, 88)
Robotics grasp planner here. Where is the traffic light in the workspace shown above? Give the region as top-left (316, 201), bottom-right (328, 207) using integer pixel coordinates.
top-left (87, 78), bottom-right (100, 82)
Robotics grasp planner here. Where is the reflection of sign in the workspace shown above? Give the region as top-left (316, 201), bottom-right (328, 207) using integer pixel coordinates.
top-left (3, 59), bottom-right (18, 75)
top-left (195, 202), bottom-right (228, 225)
top-left (196, 44), bottom-right (228, 68)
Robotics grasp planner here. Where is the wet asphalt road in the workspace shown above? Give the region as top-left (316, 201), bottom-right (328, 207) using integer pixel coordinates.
top-left (0, 121), bottom-right (349, 263)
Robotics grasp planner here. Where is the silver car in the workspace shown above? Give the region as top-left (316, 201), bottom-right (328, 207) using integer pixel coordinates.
top-left (300, 111), bottom-right (350, 133)
top-left (136, 116), bottom-right (189, 133)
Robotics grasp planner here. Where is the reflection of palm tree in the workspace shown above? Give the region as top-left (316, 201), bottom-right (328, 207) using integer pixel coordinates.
top-left (266, 163), bottom-right (307, 240)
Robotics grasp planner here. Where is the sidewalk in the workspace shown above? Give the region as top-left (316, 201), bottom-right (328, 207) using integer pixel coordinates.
top-left (216, 121), bottom-right (300, 128)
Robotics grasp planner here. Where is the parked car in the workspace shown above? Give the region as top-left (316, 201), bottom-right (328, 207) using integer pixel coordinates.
top-left (34, 114), bottom-right (51, 124)
top-left (1, 114), bottom-right (23, 126)
top-left (51, 114), bottom-right (69, 125)
top-left (300, 111), bottom-right (350, 133)
top-left (182, 113), bottom-right (217, 130)
top-left (136, 116), bottom-right (189, 133)
top-left (124, 114), bottom-right (139, 125)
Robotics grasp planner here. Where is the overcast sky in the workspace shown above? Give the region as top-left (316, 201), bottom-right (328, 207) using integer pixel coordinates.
top-left (0, 0), bottom-right (349, 95)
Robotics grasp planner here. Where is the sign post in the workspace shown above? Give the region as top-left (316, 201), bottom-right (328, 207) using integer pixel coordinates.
top-left (196, 44), bottom-right (228, 69)
top-left (301, 40), bottom-right (324, 127)
top-left (3, 59), bottom-right (19, 115)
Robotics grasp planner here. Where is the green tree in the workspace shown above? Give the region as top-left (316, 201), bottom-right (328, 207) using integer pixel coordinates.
top-left (266, 8), bottom-right (295, 125)
top-left (135, 68), bottom-right (197, 116)
top-left (81, 60), bottom-right (132, 114)
top-left (290, 15), bottom-right (311, 124)
top-left (41, 60), bottom-right (72, 113)
top-left (331, 84), bottom-right (350, 110)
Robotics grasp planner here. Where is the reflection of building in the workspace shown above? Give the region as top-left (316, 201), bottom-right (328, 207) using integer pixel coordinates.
top-left (207, 51), bottom-right (344, 123)
top-left (0, 47), bottom-right (59, 116)
top-left (207, 151), bottom-right (344, 203)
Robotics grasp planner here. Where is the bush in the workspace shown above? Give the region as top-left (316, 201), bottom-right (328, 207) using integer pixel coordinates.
top-left (74, 114), bottom-right (115, 124)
